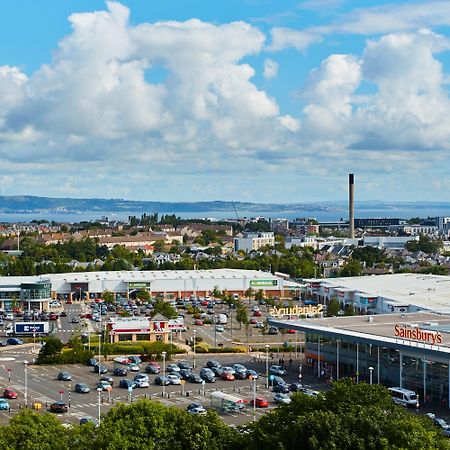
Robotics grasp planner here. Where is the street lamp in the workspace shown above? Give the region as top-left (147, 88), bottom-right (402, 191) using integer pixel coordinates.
top-left (98, 333), bottom-right (102, 364)
top-left (162, 351), bottom-right (167, 397)
top-left (250, 375), bottom-right (257, 422)
top-left (97, 387), bottom-right (102, 425)
top-left (265, 344), bottom-right (270, 389)
top-left (24, 360), bottom-right (28, 408)
top-left (369, 366), bottom-right (374, 385)
top-left (193, 330), bottom-right (197, 369)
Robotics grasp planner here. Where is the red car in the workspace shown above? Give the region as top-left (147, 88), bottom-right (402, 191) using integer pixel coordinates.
top-left (253, 311), bottom-right (262, 317)
top-left (251, 397), bottom-right (269, 408)
top-left (287, 329), bottom-right (296, 334)
top-left (194, 319), bottom-right (204, 326)
top-left (49, 313), bottom-right (58, 321)
top-left (250, 318), bottom-right (257, 324)
top-left (3, 388), bottom-right (17, 399)
top-left (220, 371), bottom-right (235, 381)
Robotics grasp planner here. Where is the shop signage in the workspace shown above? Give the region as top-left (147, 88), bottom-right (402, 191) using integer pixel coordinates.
top-left (394, 324), bottom-right (443, 345)
top-left (128, 282), bottom-right (151, 289)
top-left (269, 304), bottom-right (324, 317)
top-left (250, 279), bottom-right (278, 287)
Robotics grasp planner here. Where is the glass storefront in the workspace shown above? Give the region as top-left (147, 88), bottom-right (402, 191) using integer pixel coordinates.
top-left (305, 332), bottom-right (450, 407)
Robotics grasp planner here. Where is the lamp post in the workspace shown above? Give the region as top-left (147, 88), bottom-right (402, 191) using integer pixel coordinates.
top-left (250, 375), bottom-right (257, 422)
top-left (265, 344), bottom-right (270, 389)
top-left (162, 351), bottom-right (167, 397)
top-left (24, 360), bottom-right (28, 408)
top-left (97, 387), bottom-right (102, 425)
top-left (98, 333), bottom-right (102, 364)
top-left (369, 366), bottom-right (374, 385)
top-left (193, 330), bottom-right (197, 369)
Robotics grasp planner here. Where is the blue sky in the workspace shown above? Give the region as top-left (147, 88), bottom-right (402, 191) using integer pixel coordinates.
top-left (1, 0), bottom-right (450, 203)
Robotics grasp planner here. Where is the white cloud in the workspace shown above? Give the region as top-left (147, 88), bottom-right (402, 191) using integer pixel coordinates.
top-left (263, 58), bottom-right (279, 79)
top-left (267, 27), bottom-right (323, 51)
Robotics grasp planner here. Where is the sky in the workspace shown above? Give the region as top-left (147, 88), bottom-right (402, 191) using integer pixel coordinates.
top-left (1, 0), bottom-right (450, 204)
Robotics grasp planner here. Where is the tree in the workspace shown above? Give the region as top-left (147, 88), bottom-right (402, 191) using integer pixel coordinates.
top-left (151, 300), bottom-right (179, 319)
top-left (236, 302), bottom-right (249, 330)
top-left (340, 259), bottom-right (362, 277)
top-left (326, 298), bottom-right (340, 317)
top-left (37, 335), bottom-right (64, 364)
top-left (242, 379), bottom-right (449, 450)
top-left (136, 289), bottom-right (151, 302)
top-left (255, 289), bottom-right (264, 301)
top-left (212, 286), bottom-right (221, 299)
top-left (102, 290), bottom-right (115, 304)
top-left (244, 287), bottom-right (254, 299)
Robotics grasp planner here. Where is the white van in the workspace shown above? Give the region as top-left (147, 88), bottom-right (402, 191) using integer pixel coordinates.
top-left (388, 387), bottom-right (419, 408)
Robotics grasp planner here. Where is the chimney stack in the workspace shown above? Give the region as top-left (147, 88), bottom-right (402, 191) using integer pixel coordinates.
top-left (349, 173), bottom-right (355, 238)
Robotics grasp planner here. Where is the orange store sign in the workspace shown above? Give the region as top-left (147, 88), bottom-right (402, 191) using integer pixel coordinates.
top-left (394, 324), bottom-right (443, 345)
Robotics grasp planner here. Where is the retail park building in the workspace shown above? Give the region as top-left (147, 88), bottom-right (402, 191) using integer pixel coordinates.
top-left (269, 273), bottom-right (450, 408)
top-left (0, 269), bottom-right (296, 311)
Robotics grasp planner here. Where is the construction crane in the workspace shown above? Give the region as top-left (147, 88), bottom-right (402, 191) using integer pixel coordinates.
top-left (232, 201), bottom-right (240, 222)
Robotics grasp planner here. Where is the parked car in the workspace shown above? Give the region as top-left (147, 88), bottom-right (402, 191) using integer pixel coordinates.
top-left (289, 383), bottom-right (304, 392)
top-left (251, 396), bottom-right (269, 408)
top-left (179, 369), bottom-right (193, 380)
top-left (79, 417), bottom-right (99, 427)
top-left (94, 365), bottom-right (108, 374)
top-left (286, 329), bottom-right (296, 334)
top-left (154, 375), bottom-right (170, 386)
top-left (113, 367), bottom-right (128, 376)
top-left (4, 313), bottom-right (13, 321)
top-left (199, 368), bottom-right (216, 382)
top-left (49, 313), bottom-right (58, 321)
top-left (128, 356), bottom-right (141, 365)
top-left (166, 364), bottom-right (181, 373)
top-left (59, 311), bottom-right (67, 318)
top-left (177, 360), bottom-right (192, 370)
top-left (232, 364), bottom-right (247, 372)
top-left (247, 370), bottom-right (259, 379)
top-left (119, 379), bottom-right (136, 389)
top-left (211, 367), bottom-right (223, 377)
top-left (250, 318), bottom-right (257, 324)
top-left (97, 381), bottom-right (112, 392)
top-left (272, 383), bottom-right (290, 394)
top-left (86, 358), bottom-right (98, 367)
top-left (253, 311), bottom-right (262, 317)
top-left (74, 383), bottom-right (90, 394)
top-left (6, 338), bottom-right (23, 345)
top-left (270, 365), bottom-right (287, 376)
top-left (235, 369), bottom-right (248, 380)
top-left (0, 399), bottom-right (10, 410)
top-left (3, 388), bottom-right (17, 399)
top-left (145, 362), bottom-right (160, 374)
top-left (50, 402), bottom-right (68, 413)
top-left (49, 301), bottom-right (61, 308)
top-left (194, 319), bottom-right (204, 326)
top-left (220, 371), bottom-right (235, 381)
top-left (274, 393), bottom-right (291, 404)
top-left (167, 374), bottom-right (181, 385)
top-left (221, 366), bottom-right (236, 375)
top-left (187, 373), bottom-right (203, 383)
top-left (100, 375), bottom-right (114, 386)
top-left (57, 372), bottom-right (72, 381)
top-left (133, 374), bottom-right (150, 388)
top-left (187, 403), bottom-right (207, 415)
top-left (426, 413), bottom-right (450, 437)
top-left (268, 327), bottom-right (279, 335)
top-left (71, 317), bottom-right (80, 324)
top-left (215, 325), bottom-right (224, 332)
top-left (206, 360), bottom-right (221, 369)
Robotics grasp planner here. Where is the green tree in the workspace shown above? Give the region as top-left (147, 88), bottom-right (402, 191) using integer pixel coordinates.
top-left (102, 290), bottom-right (115, 304)
top-left (340, 259), bottom-right (362, 277)
top-left (236, 302), bottom-right (249, 330)
top-left (37, 335), bottom-right (64, 364)
top-left (244, 287), bottom-right (254, 299)
top-left (326, 298), bottom-right (340, 317)
top-left (136, 289), bottom-right (151, 302)
top-left (151, 300), bottom-right (179, 319)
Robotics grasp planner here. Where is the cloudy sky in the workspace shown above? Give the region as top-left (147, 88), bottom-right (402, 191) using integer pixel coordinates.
top-left (1, 0), bottom-right (450, 203)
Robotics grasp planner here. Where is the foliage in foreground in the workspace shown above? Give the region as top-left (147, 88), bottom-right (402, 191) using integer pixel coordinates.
top-left (0, 381), bottom-right (448, 450)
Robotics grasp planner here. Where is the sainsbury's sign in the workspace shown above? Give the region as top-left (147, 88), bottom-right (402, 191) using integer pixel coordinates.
top-left (269, 304), bottom-right (324, 318)
top-left (394, 324), bottom-right (443, 345)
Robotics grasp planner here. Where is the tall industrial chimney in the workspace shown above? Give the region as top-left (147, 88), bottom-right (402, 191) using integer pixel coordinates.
top-left (349, 173), bottom-right (355, 238)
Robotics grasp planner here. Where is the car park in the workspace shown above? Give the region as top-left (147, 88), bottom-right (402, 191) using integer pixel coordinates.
top-left (113, 367), bottom-right (128, 376)
top-left (74, 383), bottom-right (90, 394)
top-left (0, 399), bottom-right (10, 410)
top-left (199, 368), bottom-right (216, 382)
top-left (270, 365), bottom-right (287, 376)
top-left (57, 372), bottom-right (72, 381)
top-left (274, 393), bottom-right (291, 404)
top-left (119, 379), bottom-right (136, 389)
top-left (145, 362), bottom-right (160, 374)
top-left (187, 403), bottom-right (207, 415)
top-left (50, 402), bottom-right (68, 413)
top-left (6, 338), bottom-right (23, 345)
top-left (133, 374), bottom-right (150, 388)
top-left (3, 388), bottom-right (17, 399)
top-left (97, 381), bottom-right (112, 392)
top-left (187, 373), bottom-right (203, 383)
top-left (94, 365), bottom-right (108, 374)
top-left (251, 397), bottom-right (269, 408)
top-left (154, 375), bottom-right (170, 386)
